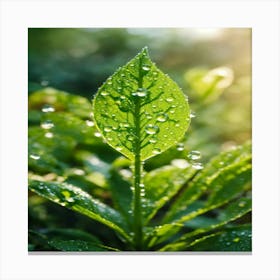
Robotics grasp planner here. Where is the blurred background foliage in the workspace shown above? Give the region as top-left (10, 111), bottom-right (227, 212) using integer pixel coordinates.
top-left (28, 28), bottom-right (251, 250)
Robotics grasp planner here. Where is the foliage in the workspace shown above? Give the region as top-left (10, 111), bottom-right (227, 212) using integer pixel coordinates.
top-left (28, 48), bottom-right (251, 252)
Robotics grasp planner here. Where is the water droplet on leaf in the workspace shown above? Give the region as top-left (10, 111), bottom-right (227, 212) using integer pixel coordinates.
top-left (187, 151), bottom-right (201, 160)
top-left (42, 104), bottom-right (55, 113)
top-left (149, 138), bottom-right (157, 144)
top-left (238, 201), bottom-right (246, 207)
top-left (132, 88), bottom-right (147, 97)
top-left (171, 159), bottom-right (189, 169)
top-left (142, 65), bottom-right (150, 72)
top-left (101, 91), bottom-right (109, 96)
top-left (116, 145), bottom-right (123, 151)
top-left (176, 143), bottom-right (184, 151)
top-left (190, 112), bottom-right (196, 118)
top-left (30, 154), bottom-right (40, 160)
top-left (192, 162), bottom-right (204, 170)
top-left (145, 124), bottom-right (159, 135)
top-left (156, 113), bottom-right (168, 122)
top-left (41, 120), bottom-right (54, 130)
top-left (45, 132), bottom-right (53, 138)
top-left (104, 126), bottom-right (112, 132)
top-left (94, 131), bottom-right (102, 138)
top-left (166, 97), bottom-right (174, 103)
top-left (152, 148), bottom-right (161, 154)
top-left (86, 120), bottom-right (94, 127)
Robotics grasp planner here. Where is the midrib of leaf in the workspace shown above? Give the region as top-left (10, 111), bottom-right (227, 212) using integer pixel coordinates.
top-left (132, 53), bottom-right (145, 250)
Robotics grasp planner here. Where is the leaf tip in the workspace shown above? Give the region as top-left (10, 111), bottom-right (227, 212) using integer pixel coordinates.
top-left (141, 46), bottom-right (149, 55)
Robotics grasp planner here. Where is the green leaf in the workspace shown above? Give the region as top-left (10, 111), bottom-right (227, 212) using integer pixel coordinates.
top-left (40, 228), bottom-right (101, 243)
top-left (93, 47), bottom-right (190, 160)
top-left (29, 87), bottom-right (92, 118)
top-left (167, 160), bottom-right (251, 224)
top-left (28, 180), bottom-right (131, 242)
top-left (161, 197), bottom-right (251, 251)
top-left (164, 143), bottom-right (251, 222)
top-left (28, 127), bottom-right (75, 175)
top-left (184, 67), bottom-right (233, 103)
top-left (186, 225), bottom-right (252, 251)
top-left (144, 223), bottom-right (183, 249)
top-left (185, 197), bottom-right (251, 231)
top-left (108, 167), bottom-right (133, 226)
top-left (48, 239), bottom-right (118, 252)
top-left (143, 165), bottom-right (196, 223)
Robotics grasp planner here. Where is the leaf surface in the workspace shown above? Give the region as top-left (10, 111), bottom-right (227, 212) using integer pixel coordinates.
top-left (28, 180), bottom-right (131, 241)
top-left (164, 143), bottom-right (251, 222)
top-left (185, 225), bottom-right (252, 251)
top-left (93, 47), bottom-right (190, 160)
top-left (168, 160), bottom-right (251, 224)
top-left (48, 239), bottom-right (117, 251)
top-left (108, 167), bottom-right (133, 226)
top-left (143, 165), bottom-right (196, 223)
top-left (160, 225), bottom-right (251, 251)
top-left (160, 197), bottom-right (251, 251)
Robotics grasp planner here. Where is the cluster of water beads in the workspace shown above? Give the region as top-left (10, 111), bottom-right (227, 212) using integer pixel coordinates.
top-left (175, 143), bottom-right (204, 170)
top-left (186, 150), bottom-right (203, 169)
top-left (61, 190), bottom-right (75, 203)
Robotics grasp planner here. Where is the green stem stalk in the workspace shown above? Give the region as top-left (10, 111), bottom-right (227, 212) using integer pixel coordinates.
top-left (132, 57), bottom-right (145, 250)
top-left (133, 135), bottom-right (143, 250)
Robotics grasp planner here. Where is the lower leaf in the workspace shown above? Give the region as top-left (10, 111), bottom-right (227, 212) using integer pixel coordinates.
top-left (28, 180), bottom-right (131, 242)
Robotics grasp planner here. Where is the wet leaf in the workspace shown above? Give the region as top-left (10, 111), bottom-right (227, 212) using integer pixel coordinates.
top-left (41, 228), bottom-right (101, 243)
top-left (186, 225), bottom-right (252, 251)
top-left (48, 239), bottom-right (116, 251)
top-left (166, 160), bottom-right (251, 225)
top-left (93, 47), bottom-right (190, 160)
top-left (144, 223), bottom-right (183, 248)
top-left (160, 197), bottom-right (251, 251)
top-left (28, 180), bottom-right (131, 241)
top-left (29, 87), bottom-right (92, 118)
top-left (165, 143), bottom-right (251, 222)
top-left (143, 165), bottom-right (196, 223)
top-left (184, 67), bottom-right (234, 103)
top-left (109, 168), bottom-right (133, 226)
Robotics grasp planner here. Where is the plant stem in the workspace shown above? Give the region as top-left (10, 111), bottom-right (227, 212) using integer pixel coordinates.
top-left (133, 137), bottom-right (143, 250)
top-left (132, 56), bottom-right (145, 250)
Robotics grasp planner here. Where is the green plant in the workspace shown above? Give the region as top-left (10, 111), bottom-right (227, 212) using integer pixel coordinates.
top-left (28, 48), bottom-right (252, 252)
